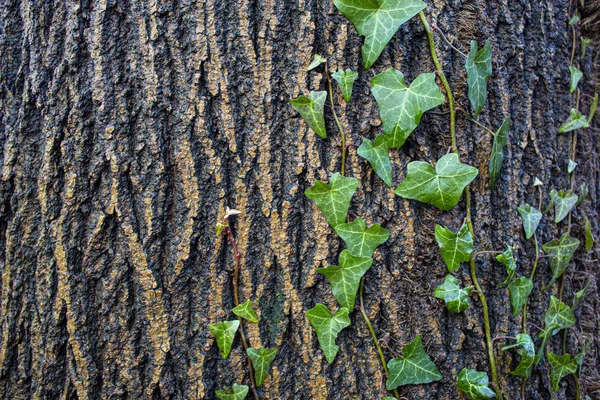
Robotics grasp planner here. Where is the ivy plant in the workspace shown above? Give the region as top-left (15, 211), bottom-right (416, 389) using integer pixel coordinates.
top-left (548, 352), bottom-right (578, 392)
top-left (517, 204), bottom-right (542, 240)
top-left (465, 40), bottom-right (493, 116)
top-left (488, 116), bottom-right (510, 189)
top-left (289, 91), bottom-right (328, 138)
top-left (232, 300), bottom-right (259, 323)
top-left (542, 233), bottom-right (580, 287)
top-left (434, 275), bottom-right (473, 313)
top-left (434, 224), bottom-right (474, 272)
top-left (386, 335), bottom-right (442, 390)
top-left (457, 369), bottom-right (496, 399)
top-left (332, 69), bottom-right (358, 102)
top-left (215, 384), bottom-right (250, 400)
top-left (210, 320), bottom-right (240, 359)
top-left (247, 348), bottom-right (278, 387)
top-left (305, 173), bottom-right (359, 228)
top-left (507, 277), bottom-right (532, 317)
top-left (502, 334), bottom-right (535, 379)
top-left (335, 218), bottom-right (390, 258)
top-left (357, 135), bottom-right (393, 187)
top-left (306, 304), bottom-right (351, 363)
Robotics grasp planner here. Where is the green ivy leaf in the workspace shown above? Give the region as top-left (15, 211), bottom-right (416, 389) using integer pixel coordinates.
top-left (541, 296), bottom-right (575, 338)
top-left (307, 54), bottom-right (326, 71)
top-left (466, 40), bottom-right (493, 116)
top-left (542, 233), bottom-right (580, 288)
top-left (434, 223), bottom-right (474, 272)
top-left (496, 244), bottom-right (517, 287)
top-left (572, 279), bottom-right (591, 310)
top-left (517, 204), bottom-right (542, 240)
top-left (457, 369), bottom-right (496, 399)
top-left (589, 92), bottom-right (598, 123)
top-left (317, 250), bottom-right (373, 311)
top-left (567, 159), bottom-right (578, 173)
top-left (569, 13), bottom-right (580, 25)
top-left (209, 320), bottom-right (240, 359)
top-left (569, 66), bottom-right (583, 93)
top-left (584, 216), bottom-right (594, 252)
top-left (502, 334), bottom-right (535, 379)
top-left (550, 189), bottom-right (578, 223)
top-left (306, 304), bottom-right (351, 363)
top-left (305, 173), bottom-right (359, 228)
top-left (247, 347), bottom-right (277, 387)
top-left (575, 339), bottom-right (591, 372)
top-left (396, 153), bottom-right (478, 211)
top-left (488, 116), bottom-right (510, 189)
top-left (507, 277), bottom-right (533, 317)
top-left (548, 352), bottom-right (577, 392)
top-left (290, 91), bottom-right (327, 138)
top-left (335, 218), bottom-right (390, 258)
top-left (332, 69), bottom-right (358, 102)
top-left (386, 335), bottom-right (443, 390)
top-left (357, 136), bottom-right (393, 187)
top-left (334, 0), bottom-right (426, 69)
top-left (433, 275), bottom-right (473, 313)
top-left (382, 398), bottom-right (396, 400)
top-left (558, 109), bottom-right (590, 133)
top-left (371, 69), bottom-right (445, 148)
top-left (215, 384), bottom-right (249, 400)
top-left (581, 38), bottom-right (591, 59)
top-left (232, 300), bottom-right (259, 323)
top-left (577, 183), bottom-right (588, 206)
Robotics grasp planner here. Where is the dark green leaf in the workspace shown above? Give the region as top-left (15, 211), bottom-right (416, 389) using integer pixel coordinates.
top-left (435, 223), bottom-right (474, 272)
top-left (541, 296), bottom-right (575, 338)
top-left (210, 320), bottom-right (240, 359)
top-left (502, 334), bottom-right (535, 378)
top-left (433, 275), bottom-right (473, 313)
top-left (334, 0), bottom-right (426, 69)
top-left (335, 217), bottom-right (390, 258)
top-left (517, 204), bottom-right (542, 240)
top-left (488, 116), bottom-right (510, 189)
top-left (332, 69), bottom-right (358, 102)
top-left (371, 68), bottom-right (445, 148)
top-left (247, 347), bottom-right (277, 387)
top-left (466, 40), bottom-right (493, 116)
top-left (548, 352), bottom-right (577, 392)
top-left (232, 300), bottom-right (259, 323)
top-left (507, 277), bottom-right (533, 317)
top-left (496, 244), bottom-right (517, 287)
top-left (386, 335), bottom-right (443, 390)
top-left (550, 189), bottom-right (578, 223)
top-left (569, 66), bottom-right (583, 93)
top-left (584, 216), bottom-right (594, 252)
top-left (306, 304), bottom-right (351, 363)
top-left (290, 91), bottom-right (328, 138)
top-left (307, 54), bottom-right (326, 71)
top-left (457, 369), bottom-right (496, 399)
top-left (305, 173), bottom-right (359, 228)
top-left (396, 153), bottom-right (478, 211)
top-left (215, 384), bottom-right (249, 400)
top-left (558, 109), bottom-right (590, 133)
top-left (357, 135), bottom-right (393, 187)
top-left (542, 233), bottom-right (580, 288)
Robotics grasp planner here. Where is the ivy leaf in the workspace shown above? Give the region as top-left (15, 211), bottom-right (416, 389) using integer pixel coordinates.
top-left (307, 54), bottom-right (326, 71)
top-left (466, 40), bottom-right (493, 116)
top-left (581, 38), bottom-right (591, 59)
top-left (502, 334), bottom-right (535, 379)
top-left (209, 320), bottom-right (240, 359)
top-left (507, 277), bottom-right (533, 317)
top-left (488, 116), bottom-right (510, 189)
top-left (550, 189), bottom-right (578, 223)
top-left (305, 173), bottom-right (359, 228)
top-left (575, 339), bottom-right (591, 372)
top-left (548, 352), bottom-right (577, 392)
top-left (540, 296), bottom-right (575, 338)
top-left (567, 159), bottom-right (578, 174)
top-left (247, 347), bottom-right (277, 387)
top-left (232, 300), bottom-right (259, 323)
top-left (496, 244), bottom-right (517, 287)
top-left (334, 0), bottom-right (426, 69)
top-left (584, 216), bottom-right (594, 252)
top-left (357, 136), bottom-right (393, 187)
top-left (589, 92), bottom-right (598, 123)
top-left (542, 233), bottom-right (580, 288)
top-left (433, 275), bottom-right (473, 313)
top-left (396, 153), bottom-right (478, 211)
top-left (290, 91), bottom-right (327, 138)
top-left (434, 223), bottom-right (474, 272)
top-left (334, 218), bottom-right (390, 258)
top-left (383, 398), bottom-right (396, 400)
top-left (569, 66), bottom-right (583, 93)
top-left (317, 250), bottom-right (373, 311)
top-left (517, 204), bottom-right (542, 240)
top-left (572, 279), bottom-right (591, 310)
top-left (386, 335), bottom-right (443, 390)
top-left (569, 13), bottom-right (580, 25)
top-left (306, 304), bottom-right (351, 363)
top-left (577, 183), bottom-right (588, 206)
top-left (215, 384), bottom-right (249, 400)
top-left (371, 69), bottom-right (445, 148)
top-left (457, 369), bottom-right (496, 399)
top-left (558, 109), bottom-right (590, 133)
top-left (332, 69), bottom-right (358, 102)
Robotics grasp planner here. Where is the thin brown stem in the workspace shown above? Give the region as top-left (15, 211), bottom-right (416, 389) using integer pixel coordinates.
top-left (325, 63), bottom-right (347, 176)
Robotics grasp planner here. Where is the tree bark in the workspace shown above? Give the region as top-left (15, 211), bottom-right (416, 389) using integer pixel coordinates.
top-left (0, 0), bottom-right (598, 399)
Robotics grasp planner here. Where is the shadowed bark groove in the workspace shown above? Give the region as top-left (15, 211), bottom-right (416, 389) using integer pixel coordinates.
top-left (0, 0), bottom-right (598, 399)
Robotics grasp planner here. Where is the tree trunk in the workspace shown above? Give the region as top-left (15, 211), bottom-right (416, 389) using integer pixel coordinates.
top-left (0, 0), bottom-right (598, 399)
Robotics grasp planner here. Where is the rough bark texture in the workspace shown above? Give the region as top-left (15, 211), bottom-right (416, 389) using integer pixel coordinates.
top-left (0, 0), bottom-right (598, 399)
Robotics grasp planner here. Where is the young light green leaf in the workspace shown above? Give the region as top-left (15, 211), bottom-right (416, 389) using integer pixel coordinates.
top-left (488, 116), bottom-right (510, 189)
top-left (435, 223), bottom-right (474, 272)
top-left (371, 69), bottom-right (445, 148)
top-left (335, 218), bottom-right (390, 258)
top-left (533, 177), bottom-right (543, 187)
top-left (507, 277), bottom-right (533, 316)
top-left (396, 153), bottom-right (479, 211)
top-left (558, 108), bottom-right (590, 133)
top-left (589, 92), bottom-right (598, 123)
top-left (307, 54), bottom-right (326, 71)
top-left (247, 347), bottom-right (277, 387)
top-left (305, 173), bottom-right (359, 228)
top-left (215, 384), bottom-right (249, 400)
top-left (386, 335), bottom-right (443, 390)
top-left (542, 233), bottom-right (580, 288)
top-left (502, 334), bottom-right (535, 379)
top-left (334, 0), bottom-right (426, 69)
top-left (496, 244), bottom-right (516, 287)
top-left (216, 222), bottom-right (227, 237)
top-left (581, 37), bottom-right (591, 59)
top-left (517, 204), bottom-right (542, 240)
top-left (541, 296), bottom-right (575, 338)
top-left (290, 91), bottom-right (327, 138)
top-left (382, 398), bottom-right (396, 400)
top-left (332, 69), bottom-right (358, 102)
top-left (457, 369), bottom-right (496, 399)
top-left (434, 275), bottom-right (473, 313)
top-left (569, 66), bottom-right (583, 93)
top-left (577, 182), bottom-right (588, 206)
top-left (357, 136), bottom-right (393, 187)
top-left (575, 339), bottom-right (590, 372)
top-left (466, 40), bottom-right (493, 116)
top-left (550, 189), bottom-right (578, 223)
top-left (584, 216), bottom-right (594, 252)
top-left (317, 250), bottom-right (373, 311)
top-left (569, 13), bottom-right (580, 25)
top-left (548, 352), bottom-right (577, 392)
top-left (209, 320), bottom-right (240, 359)
top-left (306, 304), bottom-right (351, 363)
top-left (232, 299), bottom-right (259, 323)
top-left (567, 159), bottom-right (578, 173)
top-left (572, 279), bottom-right (591, 310)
